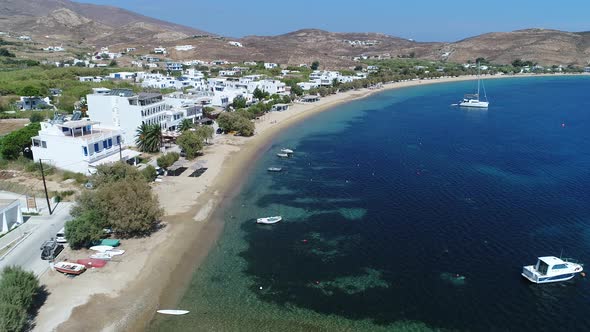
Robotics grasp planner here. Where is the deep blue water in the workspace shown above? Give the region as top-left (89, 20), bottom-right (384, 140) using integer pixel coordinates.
top-left (152, 76), bottom-right (590, 331)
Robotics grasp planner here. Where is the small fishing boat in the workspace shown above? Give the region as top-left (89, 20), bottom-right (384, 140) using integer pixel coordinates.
top-left (267, 167), bottom-right (283, 172)
top-left (281, 148), bottom-right (294, 154)
top-left (54, 262), bottom-right (86, 275)
top-left (277, 153), bottom-right (289, 158)
top-left (89, 245), bottom-right (113, 252)
top-left (256, 216), bottom-right (282, 224)
top-left (90, 252), bottom-right (112, 261)
top-left (522, 256), bottom-right (584, 284)
top-left (157, 310), bottom-right (190, 315)
top-left (76, 258), bottom-right (107, 268)
top-left (105, 249), bottom-right (125, 256)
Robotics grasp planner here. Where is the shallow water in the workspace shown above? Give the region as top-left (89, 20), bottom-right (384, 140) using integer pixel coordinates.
top-left (150, 76), bottom-right (590, 331)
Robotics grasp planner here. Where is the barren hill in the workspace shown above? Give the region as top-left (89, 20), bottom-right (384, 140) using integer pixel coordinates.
top-left (0, 0), bottom-right (589, 67)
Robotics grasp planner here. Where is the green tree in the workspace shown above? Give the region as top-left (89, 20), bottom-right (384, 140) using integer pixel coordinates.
top-left (29, 112), bottom-right (44, 123)
top-left (253, 87), bottom-right (268, 100)
top-left (311, 61), bottom-right (320, 70)
top-left (0, 122), bottom-right (41, 160)
top-left (72, 165), bottom-right (163, 238)
top-left (157, 152), bottom-right (179, 169)
top-left (234, 116), bottom-right (255, 136)
top-left (216, 112), bottom-right (236, 132)
top-left (0, 48), bottom-right (15, 58)
top-left (289, 84), bottom-right (304, 96)
top-left (141, 165), bottom-right (158, 182)
top-left (231, 95), bottom-right (247, 109)
top-left (65, 210), bottom-right (105, 249)
top-left (135, 123), bottom-right (162, 153)
top-left (0, 303), bottom-right (27, 332)
top-left (194, 125), bottom-right (214, 144)
top-left (178, 119), bottom-right (194, 132)
top-left (19, 85), bottom-right (41, 97)
top-left (176, 131), bottom-right (204, 159)
top-left (109, 60), bottom-right (117, 67)
top-left (91, 162), bottom-right (146, 188)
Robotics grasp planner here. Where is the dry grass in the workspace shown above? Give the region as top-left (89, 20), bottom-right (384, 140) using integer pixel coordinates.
top-left (0, 119), bottom-right (29, 136)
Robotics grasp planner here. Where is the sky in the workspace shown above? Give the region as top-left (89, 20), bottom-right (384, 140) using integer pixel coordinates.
top-left (77, 0), bottom-right (589, 42)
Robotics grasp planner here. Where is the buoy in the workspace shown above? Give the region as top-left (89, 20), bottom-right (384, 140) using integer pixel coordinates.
top-left (315, 281), bottom-right (320, 285)
top-left (581, 272), bottom-right (586, 277)
top-left (259, 286), bottom-right (263, 290)
top-left (562, 123), bottom-right (566, 128)
top-left (302, 239), bottom-right (308, 243)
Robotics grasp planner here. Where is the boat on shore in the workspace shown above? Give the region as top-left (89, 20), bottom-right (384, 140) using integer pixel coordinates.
top-left (277, 153), bottom-right (289, 158)
top-left (157, 310), bottom-right (190, 315)
top-left (256, 216), bottom-right (282, 224)
top-left (90, 252), bottom-right (112, 260)
top-left (89, 245), bottom-right (113, 252)
top-left (267, 167), bottom-right (283, 172)
top-left (53, 262), bottom-right (86, 275)
top-left (281, 148), bottom-right (294, 154)
top-left (522, 256), bottom-right (583, 284)
top-left (76, 258), bottom-right (107, 268)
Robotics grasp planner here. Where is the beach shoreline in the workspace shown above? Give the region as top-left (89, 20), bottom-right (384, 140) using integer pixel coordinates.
top-left (33, 72), bottom-right (588, 331)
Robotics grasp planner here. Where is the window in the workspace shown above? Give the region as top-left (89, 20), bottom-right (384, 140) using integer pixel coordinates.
top-left (103, 140), bottom-right (108, 149)
top-left (94, 143), bottom-right (100, 152)
top-left (553, 264), bottom-right (568, 270)
top-left (116, 136), bottom-right (121, 144)
top-left (83, 146), bottom-right (88, 156)
top-left (108, 138), bottom-right (113, 148)
top-left (41, 141), bottom-right (47, 148)
top-left (33, 139), bottom-right (40, 147)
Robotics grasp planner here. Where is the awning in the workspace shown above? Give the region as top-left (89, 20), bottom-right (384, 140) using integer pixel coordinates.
top-left (89, 149), bottom-right (141, 167)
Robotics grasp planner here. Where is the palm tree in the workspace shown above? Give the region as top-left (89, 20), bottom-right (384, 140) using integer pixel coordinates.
top-left (179, 119), bottom-right (193, 132)
top-left (135, 123), bottom-right (162, 152)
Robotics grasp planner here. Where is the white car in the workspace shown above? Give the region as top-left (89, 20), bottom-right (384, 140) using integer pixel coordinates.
top-left (55, 227), bottom-right (67, 244)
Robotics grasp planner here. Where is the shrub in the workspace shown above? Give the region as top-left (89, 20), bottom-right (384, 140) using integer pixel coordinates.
top-left (0, 122), bottom-right (41, 160)
top-left (0, 303), bottom-right (27, 332)
top-left (28, 112), bottom-right (44, 123)
top-left (62, 171), bottom-right (87, 184)
top-left (141, 165), bottom-right (157, 182)
top-left (176, 131), bottom-right (204, 160)
top-left (0, 266), bottom-right (40, 332)
top-left (156, 152), bottom-right (179, 169)
top-left (65, 210), bottom-right (105, 249)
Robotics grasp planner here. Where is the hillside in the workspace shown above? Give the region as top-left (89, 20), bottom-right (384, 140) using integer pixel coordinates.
top-left (0, 0), bottom-right (589, 67)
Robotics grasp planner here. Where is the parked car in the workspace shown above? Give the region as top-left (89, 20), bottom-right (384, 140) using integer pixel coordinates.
top-left (55, 227), bottom-right (67, 243)
top-left (40, 239), bottom-right (64, 260)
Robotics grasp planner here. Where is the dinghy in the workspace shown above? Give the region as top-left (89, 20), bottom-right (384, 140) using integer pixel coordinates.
top-left (157, 310), bottom-right (190, 315)
top-left (256, 216), bottom-right (282, 224)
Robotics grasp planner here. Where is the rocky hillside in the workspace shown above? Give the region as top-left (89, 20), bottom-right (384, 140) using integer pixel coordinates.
top-left (0, 0), bottom-right (589, 67)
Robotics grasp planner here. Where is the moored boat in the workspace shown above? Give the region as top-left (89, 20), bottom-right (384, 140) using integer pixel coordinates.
top-left (281, 148), bottom-right (294, 154)
top-left (256, 216), bottom-right (282, 224)
top-left (267, 167), bottom-right (283, 172)
top-left (105, 249), bottom-right (125, 256)
top-left (277, 153), bottom-right (289, 158)
top-left (522, 256), bottom-right (583, 284)
top-left (458, 62), bottom-right (489, 108)
top-left (54, 262), bottom-right (86, 275)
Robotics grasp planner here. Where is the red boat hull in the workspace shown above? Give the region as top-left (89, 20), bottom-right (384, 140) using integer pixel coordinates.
top-left (76, 258), bottom-right (107, 268)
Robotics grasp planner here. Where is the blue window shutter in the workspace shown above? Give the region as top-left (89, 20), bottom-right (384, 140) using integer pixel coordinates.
top-left (83, 146), bottom-right (88, 156)
top-left (108, 138), bottom-right (113, 147)
top-left (103, 140), bottom-right (108, 149)
top-left (94, 143), bottom-right (99, 152)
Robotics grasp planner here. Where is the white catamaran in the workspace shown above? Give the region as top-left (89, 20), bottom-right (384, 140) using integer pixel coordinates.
top-left (459, 63), bottom-right (489, 108)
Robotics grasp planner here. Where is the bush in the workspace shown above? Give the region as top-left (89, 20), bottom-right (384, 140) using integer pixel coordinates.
top-left (0, 122), bottom-right (41, 160)
top-left (28, 112), bottom-right (44, 123)
top-left (156, 152), bottom-right (179, 169)
top-left (72, 163), bottom-right (163, 238)
top-left (141, 165), bottom-right (157, 182)
top-left (0, 266), bottom-right (40, 332)
top-left (62, 171), bottom-right (87, 184)
top-left (176, 132), bottom-right (203, 160)
top-left (65, 210), bottom-right (105, 249)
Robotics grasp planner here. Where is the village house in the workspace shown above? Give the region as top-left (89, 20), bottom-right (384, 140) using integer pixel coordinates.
top-left (175, 45), bottom-right (195, 51)
top-left (264, 63), bottom-right (278, 69)
top-left (16, 96), bottom-right (53, 110)
top-left (0, 199), bottom-right (23, 235)
top-left (228, 41), bottom-right (243, 47)
top-left (154, 47), bottom-right (167, 54)
top-left (166, 62), bottom-right (183, 71)
top-left (31, 113), bottom-right (135, 174)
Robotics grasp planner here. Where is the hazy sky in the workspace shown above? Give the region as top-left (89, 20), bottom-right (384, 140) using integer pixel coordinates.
top-left (78, 0), bottom-right (589, 42)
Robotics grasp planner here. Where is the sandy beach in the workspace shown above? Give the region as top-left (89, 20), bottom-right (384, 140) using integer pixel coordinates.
top-left (32, 72), bottom-right (587, 331)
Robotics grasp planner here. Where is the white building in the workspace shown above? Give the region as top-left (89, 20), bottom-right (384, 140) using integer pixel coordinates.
top-left (247, 79), bottom-right (287, 95)
top-left (154, 47), bottom-right (167, 54)
top-left (228, 41), bottom-right (243, 47)
top-left (87, 88), bottom-right (203, 144)
top-left (31, 116), bottom-right (136, 174)
top-left (109, 72), bottom-right (137, 80)
top-left (166, 62), bottom-right (183, 71)
top-left (264, 63), bottom-right (278, 69)
top-left (18, 36), bottom-right (31, 41)
top-left (0, 199), bottom-right (23, 235)
top-left (79, 76), bottom-right (106, 83)
top-left (175, 45), bottom-right (195, 51)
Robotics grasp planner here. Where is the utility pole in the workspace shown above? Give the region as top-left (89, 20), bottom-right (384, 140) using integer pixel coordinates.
top-left (39, 159), bottom-right (53, 215)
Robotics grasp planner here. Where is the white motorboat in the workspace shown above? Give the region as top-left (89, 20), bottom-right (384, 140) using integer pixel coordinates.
top-left (277, 153), bottom-right (289, 158)
top-left (89, 245), bottom-right (113, 252)
top-left (459, 62), bottom-right (489, 108)
top-left (157, 310), bottom-right (190, 315)
top-left (256, 216), bottom-right (282, 224)
top-left (105, 249), bottom-right (125, 256)
top-left (90, 252), bottom-right (112, 260)
top-left (522, 256), bottom-right (583, 284)
top-left (267, 167), bottom-right (283, 172)
top-left (281, 148), bottom-right (294, 154)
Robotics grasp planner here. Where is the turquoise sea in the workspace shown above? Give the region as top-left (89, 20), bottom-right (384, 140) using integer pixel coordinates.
top-left (151, 76), bottom-right (590, 331)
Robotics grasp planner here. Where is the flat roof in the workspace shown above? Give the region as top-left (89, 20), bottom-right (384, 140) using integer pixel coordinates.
top-left (59, 120), bottom-right (99, 129)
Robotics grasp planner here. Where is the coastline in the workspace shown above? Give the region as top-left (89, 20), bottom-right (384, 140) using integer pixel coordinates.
top-left (32, 72), bottom-right (588, 331)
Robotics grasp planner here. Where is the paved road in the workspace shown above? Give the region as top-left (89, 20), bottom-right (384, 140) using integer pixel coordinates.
top-left (0, 202), bottom-right (73, 276)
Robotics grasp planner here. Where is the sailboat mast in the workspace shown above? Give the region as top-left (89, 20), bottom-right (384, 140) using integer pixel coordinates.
top-left (477, 62), bottom-right (481, 96)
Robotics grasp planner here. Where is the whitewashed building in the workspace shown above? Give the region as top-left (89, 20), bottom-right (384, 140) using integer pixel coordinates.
top-left (31, 115), bottom-right (135, 174)
top-left (0, 200), bottom-right (23, 235)
top-left (247, 79), bottom-right (287, 95)
top-left (175, 45), bottom-right (195, 51)
top-left (228, 41), bottom-right (243, 47)
top-left (264, 63), bottom-right (278, 69)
